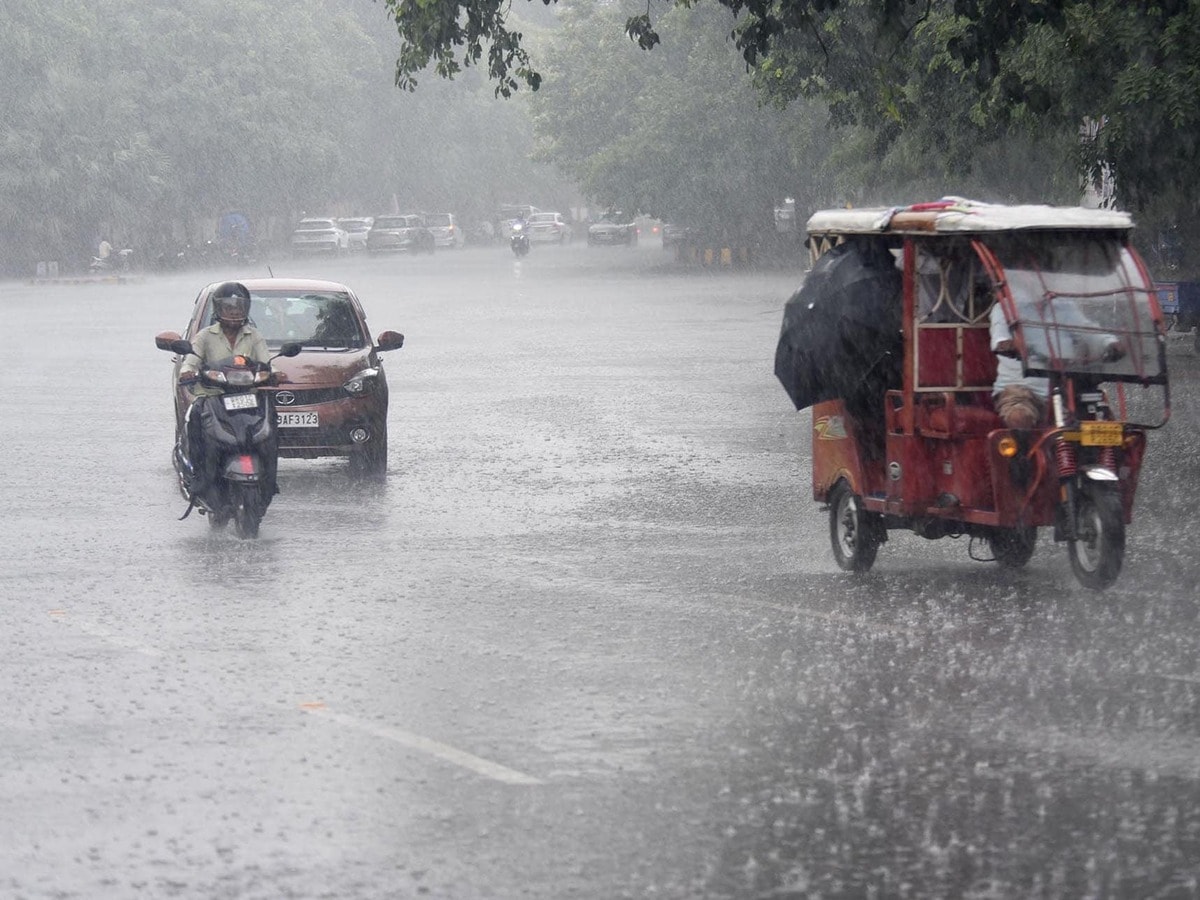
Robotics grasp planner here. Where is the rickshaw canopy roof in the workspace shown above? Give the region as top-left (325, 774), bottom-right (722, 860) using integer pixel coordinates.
top-left (806, 198), bottom-right (1134, 238)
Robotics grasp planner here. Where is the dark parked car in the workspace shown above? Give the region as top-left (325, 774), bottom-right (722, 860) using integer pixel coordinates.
top-left (366, 215), bottom-right (436, 254)
top-left (587, 212), bottom-right (638, 247)
top-left (165, 278), bottom-right (405, 477)
top-left (661, 223), bottom-right (698, 249)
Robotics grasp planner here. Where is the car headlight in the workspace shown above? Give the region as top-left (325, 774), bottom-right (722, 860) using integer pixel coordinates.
top-left (344, 367), bottom-right (381, 396)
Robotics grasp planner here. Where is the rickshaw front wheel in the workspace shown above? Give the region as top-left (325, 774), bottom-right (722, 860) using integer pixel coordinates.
top-left (1068, 484), bottom-right (1125, 590)
top-left (829, 482), bottom-right (882, 573)
top-left (989, 526), bottom-right (1038, 568)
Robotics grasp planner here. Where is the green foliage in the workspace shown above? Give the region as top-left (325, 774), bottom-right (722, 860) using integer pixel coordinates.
top-left (530, 1), bottom-right (829, 240)
top-left (0, 0), bottom-right (574, 275)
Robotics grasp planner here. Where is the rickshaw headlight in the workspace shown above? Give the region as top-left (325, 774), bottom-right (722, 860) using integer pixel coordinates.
top-left (997, 435), bottom-right (1020, 458)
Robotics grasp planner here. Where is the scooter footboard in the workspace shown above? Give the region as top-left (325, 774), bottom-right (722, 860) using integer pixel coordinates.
top-left (222, 453), bottom-right (263, 483)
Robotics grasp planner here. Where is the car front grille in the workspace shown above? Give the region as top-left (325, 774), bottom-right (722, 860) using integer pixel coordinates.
top-left (269, 387), bottom-right (346, 406)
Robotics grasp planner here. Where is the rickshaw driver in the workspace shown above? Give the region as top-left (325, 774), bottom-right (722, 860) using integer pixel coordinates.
top-left (990, 297), bottom-right (1050, 429)
top-left (989, 291), bottom-right (1124, 429)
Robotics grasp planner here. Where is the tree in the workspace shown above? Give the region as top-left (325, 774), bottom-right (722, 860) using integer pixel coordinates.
top-left (381, 0), bottom-right (1200, 274)
top-left (529, 1), bottom-right (834, 240)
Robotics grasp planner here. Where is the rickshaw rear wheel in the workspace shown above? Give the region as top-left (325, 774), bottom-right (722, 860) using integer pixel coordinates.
top-left (829, 482), bottom-right (882, 572)
top-left (1068, 484), bottom-right (1125, 589)
top-left (989, 526), bottom-right (1038, 568)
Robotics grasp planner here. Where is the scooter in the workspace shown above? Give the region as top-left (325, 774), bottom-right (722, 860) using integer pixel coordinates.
top-left (510, 221), bottom-right (530, 257)
top-left (155, 334), bottom-right (301, 538)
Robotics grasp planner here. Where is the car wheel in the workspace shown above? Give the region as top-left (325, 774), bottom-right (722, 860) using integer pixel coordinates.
top-left (349, 428), bottom-right (387, 480)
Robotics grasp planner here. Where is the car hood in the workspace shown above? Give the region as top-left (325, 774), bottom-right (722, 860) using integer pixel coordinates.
top-left (271, 347), bottom-right (376, 386)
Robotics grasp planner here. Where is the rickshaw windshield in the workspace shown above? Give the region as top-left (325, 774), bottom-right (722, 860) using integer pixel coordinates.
top-left (987, 234), bottom-right (1163, 382)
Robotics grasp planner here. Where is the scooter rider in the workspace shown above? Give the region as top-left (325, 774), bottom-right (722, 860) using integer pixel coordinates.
top-left (179, 281), bottom-right (283, 499)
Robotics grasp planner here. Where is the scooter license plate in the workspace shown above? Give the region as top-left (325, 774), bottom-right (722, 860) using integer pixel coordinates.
top-left (277, 411), bottom-right (319, 428)
top-left (1080, 421), bottom-right (1123, 446)
top-left (223, 393), bottom-right (258, 411)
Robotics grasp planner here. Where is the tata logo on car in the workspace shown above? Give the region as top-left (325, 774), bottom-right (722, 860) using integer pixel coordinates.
top-left (275, 391), bottom-right (297, 405)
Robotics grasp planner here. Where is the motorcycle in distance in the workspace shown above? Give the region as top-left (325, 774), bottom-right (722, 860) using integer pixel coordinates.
top-left (89, 247), bottom-right (134, 272)
top-left (510, 220), bottom-right (530, 257)
top-left (776, 198), bottom-right (1170, 590)
top-left (154, 333), bottom-right (302, 539)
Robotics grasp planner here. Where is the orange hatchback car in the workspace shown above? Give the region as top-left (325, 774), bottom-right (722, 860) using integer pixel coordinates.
top-left (165, 278), bottom-right (405, 478)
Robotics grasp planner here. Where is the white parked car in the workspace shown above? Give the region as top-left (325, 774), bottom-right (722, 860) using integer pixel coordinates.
top-left (423, 213), bottom-right (464, 248)
top-left (290, 218), bottom-right (350, 256)
top-left (527, 212), bottom-right (573, 244)
top-left (337, 217), bottom-right (374, 252)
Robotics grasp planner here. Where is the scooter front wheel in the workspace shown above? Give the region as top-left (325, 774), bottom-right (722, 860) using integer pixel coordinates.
top-left (1068, 483), bottom-right (1125, 589)
top-left (233, 483), bottom-right (263, 539)
top-left (829, 482), bottom-right (882, 573)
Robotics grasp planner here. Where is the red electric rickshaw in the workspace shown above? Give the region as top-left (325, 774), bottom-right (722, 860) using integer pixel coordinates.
top-left (778, 199), bottom-right (1171, 589)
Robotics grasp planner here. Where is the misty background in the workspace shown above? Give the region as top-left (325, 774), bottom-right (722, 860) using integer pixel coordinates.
top-left (2, 0), bottom-right (1195, 276)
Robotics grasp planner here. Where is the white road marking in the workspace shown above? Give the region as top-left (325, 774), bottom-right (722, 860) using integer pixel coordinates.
top-left (49, 610), bottom-right (541, 785)
top-left (301, 704), bottom-right (543, 785)
top-left (50, 609), bottom-right (164, 657)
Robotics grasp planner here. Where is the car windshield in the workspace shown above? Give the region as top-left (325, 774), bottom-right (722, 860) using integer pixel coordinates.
top-left (203, 289), bottom-right (366, 350)
top-left (340, 220), bottom-right (371, 232)
top-left (373, 217), bottom-right (407, 229)
top-left (530, 215), bottom-right (556, 224)
top-left (424, 214), bottom-right (452, 227)
top-left (296, 219), bottom-right (335, 231)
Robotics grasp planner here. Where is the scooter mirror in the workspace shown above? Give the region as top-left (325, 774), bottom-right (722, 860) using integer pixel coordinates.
top-left (155, 332), bottom-right (192, 356)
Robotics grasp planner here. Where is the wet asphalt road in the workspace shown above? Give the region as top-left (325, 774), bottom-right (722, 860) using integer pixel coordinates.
top-left (2, 243), bottom-right (1200, 899)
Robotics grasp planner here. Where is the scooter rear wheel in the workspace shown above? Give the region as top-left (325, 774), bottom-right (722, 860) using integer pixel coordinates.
top-left (233, 483), bottom-right (262, 539)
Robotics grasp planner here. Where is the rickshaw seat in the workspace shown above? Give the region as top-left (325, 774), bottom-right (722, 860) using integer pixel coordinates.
top-left (917, 391), bottom-right (1002, 438)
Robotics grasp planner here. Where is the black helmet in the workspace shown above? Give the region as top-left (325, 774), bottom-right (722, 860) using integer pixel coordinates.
top-left (212, 281), bottom-right (251, 328)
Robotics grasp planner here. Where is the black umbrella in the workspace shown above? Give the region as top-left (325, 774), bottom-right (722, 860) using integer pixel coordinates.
top-left (774, 239), bottom-right (903, 412)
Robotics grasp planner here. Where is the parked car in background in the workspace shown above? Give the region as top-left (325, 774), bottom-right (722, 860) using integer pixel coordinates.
top-left (165, 278), bottom-right (405, 478)
top-left (587, 212), bottom-right (638, 247)
top-left (527, 212), bottom-right (572, 244)
top-left (662, 223), bottom-right (698, 249)
top-left (290, 218), bottom-right (350, 256)
top-left (423, 213), bottom-right (464, 249)
top-left (497, 204), bottom-right (539, 238)
top-left (366, 215), bottom-right (436, 254)
top-left (338, 217), bottom-right (374, 252)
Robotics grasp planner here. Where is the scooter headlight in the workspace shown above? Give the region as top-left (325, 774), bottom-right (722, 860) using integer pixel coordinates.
top-left (344, 368), bottom-right (380, 396)
top-left (224, 369), bottom-right (256, 387)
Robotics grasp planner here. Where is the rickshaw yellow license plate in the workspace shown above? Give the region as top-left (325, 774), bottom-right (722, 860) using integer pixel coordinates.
top-left (1079, 421), bottom-right (1123, 446)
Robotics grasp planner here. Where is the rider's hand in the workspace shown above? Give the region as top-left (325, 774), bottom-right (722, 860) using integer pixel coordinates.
top-left (1101, 340), bottom-right (1125, 363)
top-left (270, 371), bottom-right (289, 385)
top-left (178, 372), bottom-right (199, 385)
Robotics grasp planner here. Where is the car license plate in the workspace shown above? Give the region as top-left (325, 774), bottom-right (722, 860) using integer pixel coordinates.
top-left (223, 393), bottom-right (258, 411)
top-left (1079, 421), bottom-right (1123, 446)
top-left (277, 411), bottom-right (319, 428)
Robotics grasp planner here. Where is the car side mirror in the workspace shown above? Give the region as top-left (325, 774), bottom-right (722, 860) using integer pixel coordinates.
top-left (278, 342), bottom-right (303, 358)
top-left (376, 330), bottom-right (405, 352)
top-left (156, 331), bottom-right (192, 355)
